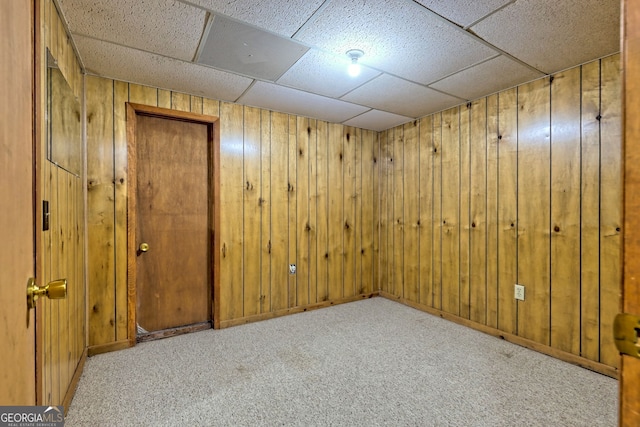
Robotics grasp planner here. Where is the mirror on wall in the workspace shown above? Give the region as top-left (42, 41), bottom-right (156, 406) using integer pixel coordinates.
top-left (47, 48), bottom-right (81, 176)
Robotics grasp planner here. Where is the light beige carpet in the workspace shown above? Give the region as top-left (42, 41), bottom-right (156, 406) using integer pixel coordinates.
top-left (66, 297), bottom-right (617, 426)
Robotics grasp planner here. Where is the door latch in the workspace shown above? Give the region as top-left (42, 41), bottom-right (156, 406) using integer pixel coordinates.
top-left (614, 313), bottom-right (640, 359)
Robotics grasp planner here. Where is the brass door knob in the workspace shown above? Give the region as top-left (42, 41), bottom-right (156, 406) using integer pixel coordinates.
top-left (27, 278), bottom-right (67, 309)
top-left (139, 242), bottom-right (150, 252)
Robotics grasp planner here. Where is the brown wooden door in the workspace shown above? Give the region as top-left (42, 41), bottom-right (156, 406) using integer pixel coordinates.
top-left (0, 0), bottom-right (36, 405)
top-left (621, 0), bottom-right (640, 424)
top-left (135, 114), bottom-right (211, 334)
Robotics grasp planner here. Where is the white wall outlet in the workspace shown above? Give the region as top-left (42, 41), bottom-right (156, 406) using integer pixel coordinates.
top-left (515, 284), bottom-right (525, 301)
top-left (289, 264), bottom-right (296, 275)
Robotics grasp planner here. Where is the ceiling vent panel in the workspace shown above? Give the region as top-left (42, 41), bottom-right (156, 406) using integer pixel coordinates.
top-left (196, 15), bottom-right (309, 81)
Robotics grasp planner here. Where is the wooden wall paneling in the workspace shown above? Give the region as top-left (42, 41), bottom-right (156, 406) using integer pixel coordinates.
top-left (288, 116), bottom-right (298, 307)
top-left (243, 106), bottom-right (262, 316)
top-left (296, 117), bottom-right (311, 305)
top-left (392, 127), bottom-right (404, 298)
top-left (418, 116), bottom-right (433, 306)
top-left (129, 84), bottom-right (157, 106)
top-left (360, 129), bottom-right (375, 294)
top-left (403, 121), bottom-right (420, 302)
top-left (486, 94), bottom-right (499, 328)
top-left (580, 59), bottom-right (602, 361)
top-left (459, 105), bottom-right (472, 318)
top-left (599, 54), bottom-right (622, 368)
top-left (432, 114), bottom-right (443, 309)
top-left (113, 81), bottom-right (129, 340)
top-left (42, 160), bottom-right (52, 404)
top-left (50, 167), bottom-right (60, 404)
top-left (260, 109), bottom-right (272, 311)
top-left (86, 76), bottom-right (116, 345)
top-left (307, 120), bottom-right (318, 302)
top-left (270, 112), bottom-right (289, 311)
top-left (441, 108), bottom-right (460, 315)
top-left (378, 130), bottom-right (390, 293)
top-left (517, 78), bottom-right (551, 345)
top-left (328, 123), bottom-right (344, 300)
top-left (203, 98), bottom-right (220, 117)
top-left (343, 126), bottom-right (356, 298)
top-left (191, 96), bottom-right (203, 114)
top-left (371, 131), bottom-right (380, 293)
top-left (470, 99), bottom-right (488, 324)
top-left (316, 121), bottom-right (329, 301)
top-left (58, 171), bottom-right (70, 400)
top-left (496, 88), bottom-right (518, 334)
top-left (355, 128), bottom-right (364, 295)
top-left (550, 67), bottom-right (582, 355)
top-left (171, 92), bottom-right (190, 112)
top-left (219, 102), bottom-right (245, 320)
top-left (157, 89), bottom-right (171, 109)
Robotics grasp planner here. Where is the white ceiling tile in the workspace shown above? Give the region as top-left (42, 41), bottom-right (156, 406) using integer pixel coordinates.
top-left (197, 15), bottom-right (308, 81)
top-left (74, 36), bottom-right (252, 102)
top-left (412, 0), bottom-right (514, 27)
top-left (293, 0), bottom-right (497, 85)
top-left (277, 49), bottom-right (381, 98)
top-left (184, 0), bottom-right (326, 36)
top-left (58, 0), bottom-right (206, 61)
top-left (342, 74), bottom-right (462, 118)
top-left (238, 81), bottom-right (369, 123)
top-left (430, 56), bottom-right (544, 101)
top-left (470, 0), bottom-right (620, 74)
top-left (342, 110), bottom-right (413, 132)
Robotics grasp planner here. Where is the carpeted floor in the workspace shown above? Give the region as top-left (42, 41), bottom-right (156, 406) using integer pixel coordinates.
top-left (66, 297), bottom-right (617, 426)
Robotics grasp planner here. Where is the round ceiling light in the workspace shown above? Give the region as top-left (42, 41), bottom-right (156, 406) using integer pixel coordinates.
top-left (346, 49), bottom-right (364, 77)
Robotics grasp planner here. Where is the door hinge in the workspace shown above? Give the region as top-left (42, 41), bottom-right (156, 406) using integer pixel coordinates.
top-left (614, 313), bottom-right (640, 359)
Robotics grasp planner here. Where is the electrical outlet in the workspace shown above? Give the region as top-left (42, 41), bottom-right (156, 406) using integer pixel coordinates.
top-left (514, 284), bottom-right (525, 301)
top-left (289, 264), bottom-right (296, 275)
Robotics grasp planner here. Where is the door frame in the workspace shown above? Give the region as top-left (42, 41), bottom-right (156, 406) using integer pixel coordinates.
top-left (125, 103), bottom-right (221, 345)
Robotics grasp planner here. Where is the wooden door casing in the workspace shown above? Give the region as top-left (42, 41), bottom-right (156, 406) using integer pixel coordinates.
top-left (126, 103), bottom-right (221, 343)
top-left (135, 114), bottom-right (210, 332)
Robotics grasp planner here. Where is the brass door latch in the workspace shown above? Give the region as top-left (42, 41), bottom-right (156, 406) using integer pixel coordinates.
top-left (614, 313), bottom-right (640, 359)
top-left (26, 277), bottom-right (67, 309)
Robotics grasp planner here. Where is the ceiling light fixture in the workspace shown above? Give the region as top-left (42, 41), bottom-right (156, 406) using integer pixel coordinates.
top-left (346, 49), bottom-right (364, 77)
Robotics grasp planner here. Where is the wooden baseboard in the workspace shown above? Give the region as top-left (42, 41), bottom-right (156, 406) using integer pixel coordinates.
top-left (87, 339), bottom-right (133, 357)
top-left (219, 292), bottom-right (379, 329)
top-left (379, 291), bottom-right (619, 379)
top-left (137, 322), bottom-right (211, 343)
top-left (62, 348), bottom-right (88, 415)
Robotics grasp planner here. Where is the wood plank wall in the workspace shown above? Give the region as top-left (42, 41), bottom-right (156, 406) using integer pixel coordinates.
top-left (379, 54), bottom-right (622, 370)
top-left (85, 78), bottom-right (380, 346)
top-left (38, 0), bottom-right (86, 406)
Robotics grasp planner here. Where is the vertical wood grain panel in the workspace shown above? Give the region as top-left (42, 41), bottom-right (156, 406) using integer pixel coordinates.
top-left (470, 99), bottom-right (488, 324)
top-left (486, 94), bottom-right (499, 329)
top-left (157, 89), bottom-right (171, 109)
top-left (360, 129), bottom-right (375, 294)
top-left (599, 54), bottom-right (622, 368)
top-left (171, 92), bottom-right (190, 112)
top-left (403, 121), bottom-right (420, 302)
top-left (86, 75), bottom-right (115, 346)
top-left (288, 116), bottom-right (297, 307)
top-left (328, 123), bottom-right (343, 300)
top-left (308, 119), bottom-right (318, 303)
top-left (260, 109), bottom-right (272, 312)
top-left (372, 131), bottom-right (380, 292)
top-left (419, 116), bottom-right (433, 307)
top-left (550, 67), bottom-right (581, 354)
top-left (243, 106), bottom-right (262, 316)
top-left (355, 128), bottom-right (364, 295)
top-left (392, 127), bottom-right (404, 298)
top-left (343, 126), bottom-right (357, 298)
top-left (517, 78), bottom-right (551, 345)
top-left (203, 98), bottom-right (220, 117)
top-left (460, 105), bottom-right (471, 319)
top-left (316, 121), bottom-right (329, 301)
top-left (296, 117), bottom-right (310, 305)
top-left (441, 108), bottom-right (460, 314)
top-left (114, 81), bottom-right (128, 340)
top-left (190, 96), bottom-right (203, 114)
top-left (497, 89), bottom-right (518, 334)
top-left (580, 60), bottom-right (601, 361)
top-left (432, 114), bottom-right (443, 309)
top-left (50, 167), bottom-right (60, 404)
top-left (378, 130), bottom-right (391, 294)
top-left (129, 84), bottom-right (157, 105)
top-left (58, 170), bottom-right (70, 401)
top-left (270, 112), bottom-right (289, 311)
top-left (219, 102), bottom-right (244, 320)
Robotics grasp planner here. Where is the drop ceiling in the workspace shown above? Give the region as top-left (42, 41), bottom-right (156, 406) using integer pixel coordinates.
top-left (56, 0), bottom-right (620, 131)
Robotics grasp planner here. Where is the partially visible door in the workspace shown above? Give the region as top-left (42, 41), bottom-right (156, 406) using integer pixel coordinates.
top-left (0, 0), bottom-right (36, 405)
top-left (135, 114), bottom-right (211, 333)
